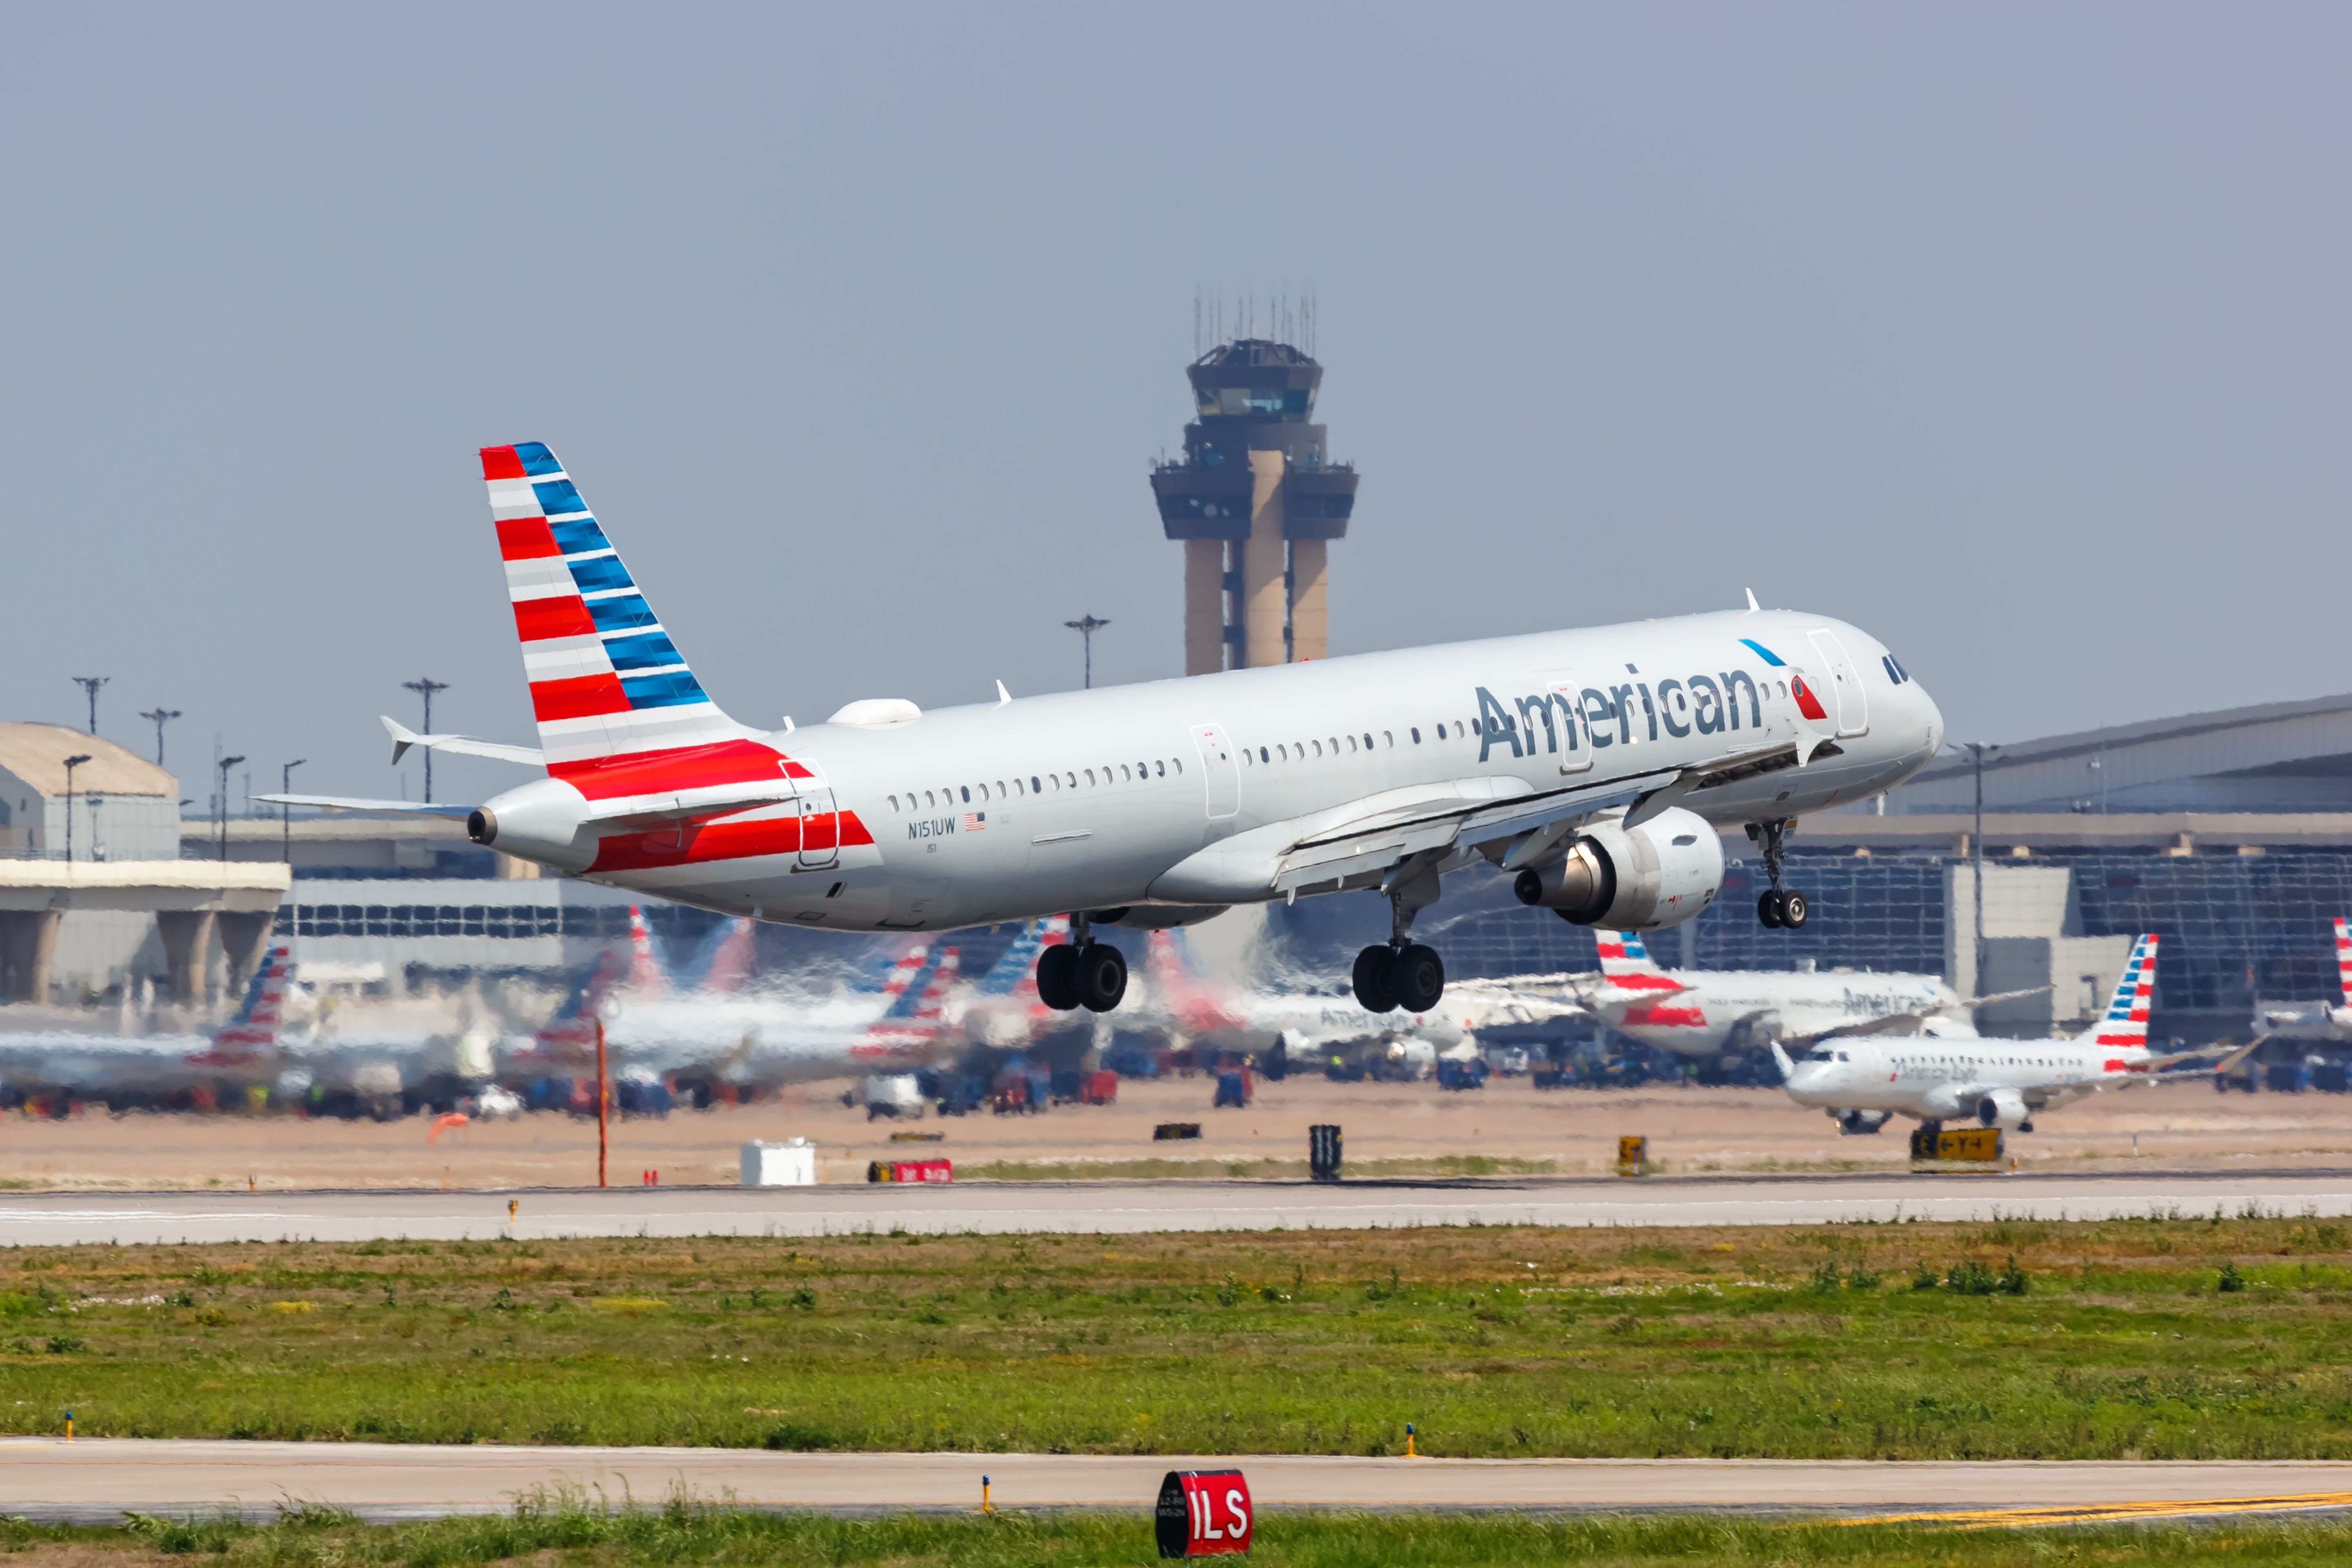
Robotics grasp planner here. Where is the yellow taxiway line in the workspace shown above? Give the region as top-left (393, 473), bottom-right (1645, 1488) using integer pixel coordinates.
top-left (1840, 1491), bottom-right (2352, 1529)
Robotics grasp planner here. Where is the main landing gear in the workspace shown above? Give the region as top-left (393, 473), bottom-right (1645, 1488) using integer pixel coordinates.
top-left (1748, 818), bottom-right (1809, 930)
top-left (1352, 868), bottom-right (1448, 1015)
top-left (1036, 913), bottom-right (1128, 1013)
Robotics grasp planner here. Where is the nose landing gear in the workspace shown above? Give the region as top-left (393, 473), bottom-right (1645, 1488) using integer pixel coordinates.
top-left (1035, 914), bottom-right (1128, 1013)
top-left (1747, 819), bottom-right (1809, 929)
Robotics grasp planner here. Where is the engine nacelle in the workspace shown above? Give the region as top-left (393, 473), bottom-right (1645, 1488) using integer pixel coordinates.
top-left (1511, 806), bottom-right (1724, 931)
top-left (1975, 1087), bottom-right (2030, 1130)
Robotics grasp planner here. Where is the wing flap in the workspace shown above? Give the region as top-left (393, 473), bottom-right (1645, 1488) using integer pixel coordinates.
top-left (1272, 768), bottom-right (1680, 894)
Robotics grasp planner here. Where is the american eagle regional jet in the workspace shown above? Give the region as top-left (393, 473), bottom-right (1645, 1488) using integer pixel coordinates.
top-left (269, 443), bottom-right (1944, 1016)
top-left (1771, 935), bottom-right (2256, 1133)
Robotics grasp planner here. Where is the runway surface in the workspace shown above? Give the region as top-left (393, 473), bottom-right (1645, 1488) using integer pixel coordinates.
top-left (2, 1168), bottom-right (2351, 1246)
top-left (5, 1440), bottom-right (2352, 1523)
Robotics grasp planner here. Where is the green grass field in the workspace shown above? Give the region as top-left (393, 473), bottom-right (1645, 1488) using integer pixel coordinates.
top-left (12, 1502), bottom-right (2352, 1568)
top-left (4, 1208), bottom-right (2351, 1457)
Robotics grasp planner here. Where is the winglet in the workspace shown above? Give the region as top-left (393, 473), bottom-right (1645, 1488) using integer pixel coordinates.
top-left (996, 680), bottom-right (1013, 707)
top-left (1744, 587), bottom-right (1760, 613)
top-left (1768, 1040), bottom-right (1797, 1082)
top-left (382, 715), bottom-right (421, 765)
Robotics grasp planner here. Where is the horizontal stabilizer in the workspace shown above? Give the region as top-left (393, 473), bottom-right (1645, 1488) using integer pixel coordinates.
top-left (381, 715), bottom-right (543, 768)
top-left (577, 785), bottom-right (801, 831)
top-left (253, 793), bottom-right (478, 820)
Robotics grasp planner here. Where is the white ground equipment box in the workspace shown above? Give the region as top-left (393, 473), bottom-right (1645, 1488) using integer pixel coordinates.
top-left (740, 1137), bottom-right (818, 1187)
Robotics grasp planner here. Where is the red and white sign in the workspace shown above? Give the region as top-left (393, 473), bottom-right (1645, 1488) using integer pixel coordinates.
top-left (1155, 1468), bottom-right (1252, 1557)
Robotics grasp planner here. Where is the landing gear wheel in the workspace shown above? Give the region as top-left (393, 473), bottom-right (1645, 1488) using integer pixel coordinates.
top-left (1073, 942), bottom-right (1128, 1013)
top-left (1780, 889), bottom-right (1809, 929)
top-left (1352, 944), bottom-right (1398, 1013)
top-left (1392, 944), bottom-right (1446, 1013)
top-left (1036, 944), bottom-right (1080, 1011)
top-left (1757, 890), bottom-right (1784, 929)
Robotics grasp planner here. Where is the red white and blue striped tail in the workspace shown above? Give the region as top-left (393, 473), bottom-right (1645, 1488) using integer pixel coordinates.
top-left (2084, 933), bottom-right (2158, 1048)
top-left (2335, 917), bottom-right (2351, 1008)
top-left (480, 443), bottom-right (753, 773)
top-left (196, 943), bottom-right (294, 1065)
top-left (1595, 931), bottom-right (1681, 993)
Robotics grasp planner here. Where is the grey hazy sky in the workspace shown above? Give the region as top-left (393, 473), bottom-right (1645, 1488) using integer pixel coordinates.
top-left (3, 6), bottom-right (2344, 808)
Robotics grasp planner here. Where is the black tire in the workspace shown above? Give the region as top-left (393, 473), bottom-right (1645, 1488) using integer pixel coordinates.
top-left (1074, 942), bottom-right (1128, 1013)
top-left (1757, 890), bottom-right (1784, 929)
top-left (1036, 944), bottom-right (1080, 1011)
top-left (1780, 889), bottom-right (1809, 929)
top-left (1393, 943), bottom-right (1446, 1013)
top-left (1351, 945), bottom-right (1398, 1013)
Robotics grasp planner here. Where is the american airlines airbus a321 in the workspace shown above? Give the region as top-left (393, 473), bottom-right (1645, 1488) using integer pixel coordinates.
top-left (270, 443), bottom-right (1946, 1016)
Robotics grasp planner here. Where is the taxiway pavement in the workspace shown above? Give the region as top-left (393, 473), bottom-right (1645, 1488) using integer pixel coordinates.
top-left (2, 1168), bottom-right (2350, 1246)
top-left (4, 1439), bottom-right (2352, 1523)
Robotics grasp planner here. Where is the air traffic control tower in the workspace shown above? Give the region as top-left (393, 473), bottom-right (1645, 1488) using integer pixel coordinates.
top-left (1151, 340), bottom-right (1357, 674)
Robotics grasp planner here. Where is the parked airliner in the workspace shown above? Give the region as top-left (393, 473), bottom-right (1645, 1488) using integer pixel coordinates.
top-left (269, 443), bottom-right (1944, 1017)
top-left (1584, 931), bottom-right (2034, 1061)
top-left (1771, 936), bottom-right (2251, 1131)
top-left (2253, 917), bottom-right (2352, 1045)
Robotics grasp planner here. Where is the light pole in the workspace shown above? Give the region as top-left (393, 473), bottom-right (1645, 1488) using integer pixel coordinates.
top-left (216, 755), bottom-right (245, 862)
top-left (1063, 615), bottom-right (1110, 690)
top-left (281, 760), bottom-right (306, 862)
top-left (71, 677), bottom-right (109, 736)
top-left (1946, 741), bottom-right (2000, 1007)
top-left (402, 677), bottom-right (450, 802)
top-left (138, 708), bottom-right (181, 767)
top-left (61, 755), bottom-right (91, 863)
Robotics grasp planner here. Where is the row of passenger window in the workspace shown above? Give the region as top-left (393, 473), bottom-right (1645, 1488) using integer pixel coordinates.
top-left (1240, 719), bottom-right (1475, 766)
top-left (882, 719), bottom-right (1494, 813)
top-left (888, 757), bottom-right (1189, 815)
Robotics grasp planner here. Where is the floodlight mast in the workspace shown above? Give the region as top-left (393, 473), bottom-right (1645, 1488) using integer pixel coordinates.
top-left (402, 677), bottom-right (451, 802)
top-left (1063, 615), bottom-right (1110, 690)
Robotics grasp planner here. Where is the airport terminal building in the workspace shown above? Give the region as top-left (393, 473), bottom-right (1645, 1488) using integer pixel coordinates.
top-left (1273, 693), bottom-right (2352, 1046)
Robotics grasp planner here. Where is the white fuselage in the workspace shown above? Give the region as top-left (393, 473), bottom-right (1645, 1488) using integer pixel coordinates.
top-left (1599, 970), bottom-right (1965, 1058)
top-left (1780, 1035), bottom-right (2152, 1125)
top-left (487, 608), bottom-right (1942, 933)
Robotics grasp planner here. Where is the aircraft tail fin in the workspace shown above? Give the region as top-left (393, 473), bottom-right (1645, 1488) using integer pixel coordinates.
top-left (682, 917), bottom-right (758, 995)
top-left (2080, 933), bottom-right (2158, 1048)
top-left (480, 442), bottom-right (754, 775)
top-left (624, 906), bottom-right (667, 994)
top-left (1595, 931), bottom-right (1683, 994)
top-left (533, 949), bottom-right (622, 1056)
top-left (204, 943), bottom-right (295, 1062)
top-left (975, 918), bottom-right (1062, 998)
top-left (2335, 916), bottom-right (2350, 1008)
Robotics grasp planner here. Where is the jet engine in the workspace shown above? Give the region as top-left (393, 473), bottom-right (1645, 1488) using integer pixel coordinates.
top-left (1511, 806), bottom-right (1724, 931)
top-left (1975, 1087), bottom-right (2030, 1130)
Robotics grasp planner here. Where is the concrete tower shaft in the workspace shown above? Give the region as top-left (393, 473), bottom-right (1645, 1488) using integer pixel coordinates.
top-left (1152, 339), bottom-right (1357, 673)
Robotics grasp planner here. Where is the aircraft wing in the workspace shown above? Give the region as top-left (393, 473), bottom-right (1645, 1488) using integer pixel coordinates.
top-left (1270, 768), bottom-right (1678, 895)
top-left (254, 793), bottom-right (477, 819)
top-left (382, 715), bottom-right (543, 767)
top-left (1268, 735), bottom-right (1824, 895)
top-left (1788, 985), bottom-right (2056, 1049)
top-left (2029, 1042), bottom-right (2264, 1109)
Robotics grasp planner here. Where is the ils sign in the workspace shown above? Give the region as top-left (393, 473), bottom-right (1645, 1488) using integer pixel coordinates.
top-left (1156, 1468), bottom-right (1253, 1557)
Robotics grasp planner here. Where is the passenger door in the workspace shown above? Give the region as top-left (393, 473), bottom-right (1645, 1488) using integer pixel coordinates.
top-left (1539, 674), bottom-right (1595, 773)
top-left (1806, 630), bottom-right (1870, 737)
top-left (1191, 723), bottom-right (1240, 819)
top-left (795, 768), bottom-right (840, 869)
